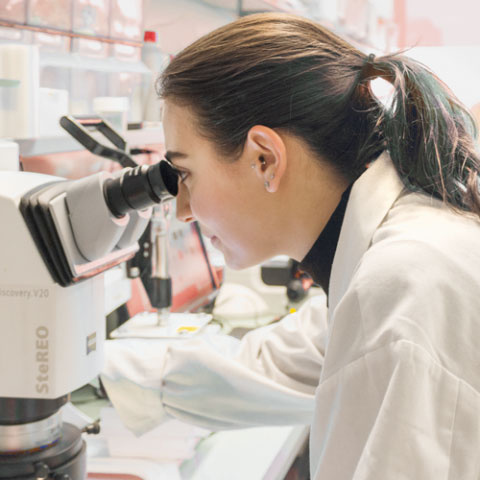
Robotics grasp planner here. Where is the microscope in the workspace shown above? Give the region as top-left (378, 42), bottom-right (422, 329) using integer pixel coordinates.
top-left (0, 154), bottom-right (178, 478)
top-left (59, 115), bottom-right (175, 325)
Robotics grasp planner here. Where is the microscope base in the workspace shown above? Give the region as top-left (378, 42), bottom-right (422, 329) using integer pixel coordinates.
top-left (0, 423), bottom-right (86, 480)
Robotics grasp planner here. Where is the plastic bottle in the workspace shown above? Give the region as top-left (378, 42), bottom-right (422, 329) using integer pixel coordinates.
top-left (141, 30), bottom-right (170, 124)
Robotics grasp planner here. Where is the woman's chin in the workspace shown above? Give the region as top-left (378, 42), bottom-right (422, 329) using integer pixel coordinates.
top-left (223, 252), bottom-right (260, 271)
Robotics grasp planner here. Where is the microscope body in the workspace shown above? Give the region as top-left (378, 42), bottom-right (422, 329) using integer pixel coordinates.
top-left (0, 173), bottom-right (105, 400)
top-left (0, 162), bottom-right (177, 478)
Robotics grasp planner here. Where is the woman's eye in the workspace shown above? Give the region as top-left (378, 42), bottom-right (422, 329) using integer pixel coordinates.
top-left (176, 169), bottom-right (189, 183)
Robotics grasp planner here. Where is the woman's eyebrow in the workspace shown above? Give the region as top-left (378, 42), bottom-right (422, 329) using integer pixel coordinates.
top-left (164, 151), bottom-right (189, 164)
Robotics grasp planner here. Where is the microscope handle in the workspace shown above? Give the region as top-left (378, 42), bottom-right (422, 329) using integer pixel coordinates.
top-left (60, 115), bottom-right (137, 168)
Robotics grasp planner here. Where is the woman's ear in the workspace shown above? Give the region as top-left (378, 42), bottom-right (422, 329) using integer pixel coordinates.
top-left (245, 125), bottom-right (287, 193)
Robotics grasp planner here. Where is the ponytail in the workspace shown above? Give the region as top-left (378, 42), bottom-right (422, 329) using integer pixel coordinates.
top-left (363, 54), bottom-right (480, 216)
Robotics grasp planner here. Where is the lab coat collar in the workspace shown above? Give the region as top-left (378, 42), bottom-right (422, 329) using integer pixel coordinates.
top-left (328, 152), bottom-right (405, 313)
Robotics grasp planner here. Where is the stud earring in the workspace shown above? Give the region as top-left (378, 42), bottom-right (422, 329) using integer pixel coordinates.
top-left (264, 181), bottom-right (270, 189)
top-left (250, 163), bottom-right (256, 169)
top-left (260, 156), bottom-right (266, 165)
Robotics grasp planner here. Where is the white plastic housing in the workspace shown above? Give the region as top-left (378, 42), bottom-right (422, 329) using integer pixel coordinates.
top-left (0, 172), bottom-right (104, 398)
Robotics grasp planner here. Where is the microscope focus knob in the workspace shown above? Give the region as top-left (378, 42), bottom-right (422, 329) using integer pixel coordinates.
top-left (82, 420), bottom-right (101, 435)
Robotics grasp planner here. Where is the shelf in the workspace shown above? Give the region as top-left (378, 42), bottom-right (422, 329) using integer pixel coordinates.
top-left (199, 0), bottom-right (308, 15)
top-left (242, 0), bottom-right (307, 14)
top-left (39, 51), bottom-right (151, 74)
top-left (196, 0), bottom-right (377, 50)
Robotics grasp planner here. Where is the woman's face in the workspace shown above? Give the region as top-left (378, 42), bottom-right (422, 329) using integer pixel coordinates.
top-left (162, 100), bottom-right (281, 269)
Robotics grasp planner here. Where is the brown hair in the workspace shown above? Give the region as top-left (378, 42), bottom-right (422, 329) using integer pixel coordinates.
top-left (160, 13), bottom-right (480, 216)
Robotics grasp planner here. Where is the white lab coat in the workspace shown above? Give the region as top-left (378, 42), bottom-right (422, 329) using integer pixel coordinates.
top-left (102, 152), bottom-right (480, 479)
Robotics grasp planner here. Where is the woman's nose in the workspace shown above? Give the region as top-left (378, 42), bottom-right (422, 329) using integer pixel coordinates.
top-left (176, 183), bottom-right (194, 223)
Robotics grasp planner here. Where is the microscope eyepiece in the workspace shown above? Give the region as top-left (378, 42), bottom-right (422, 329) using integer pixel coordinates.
top-left (104, 161), bottom-right (179, 218)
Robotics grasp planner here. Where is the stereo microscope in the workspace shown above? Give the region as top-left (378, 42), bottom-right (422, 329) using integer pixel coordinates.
top-left (0, 158), bottom-right (178, 478)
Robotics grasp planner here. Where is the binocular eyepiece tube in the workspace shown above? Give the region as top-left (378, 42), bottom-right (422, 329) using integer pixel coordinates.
top-left (104, 161), bottom-right (179, 218)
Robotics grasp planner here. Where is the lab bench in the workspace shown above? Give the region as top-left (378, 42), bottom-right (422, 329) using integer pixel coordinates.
top-left (179, 424), bottom-right (309, 480)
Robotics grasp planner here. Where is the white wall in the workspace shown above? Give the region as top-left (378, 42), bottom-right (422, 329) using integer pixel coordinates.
top-left (406, 46), bottom-right (480, 110)
top-left (404, 0), bottom-right (480, 47)
top-left (144, 0), bottom-right (237, 55)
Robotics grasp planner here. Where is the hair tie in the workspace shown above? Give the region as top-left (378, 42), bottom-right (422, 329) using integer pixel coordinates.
top-left (360, 53), bottom-right (378, 81)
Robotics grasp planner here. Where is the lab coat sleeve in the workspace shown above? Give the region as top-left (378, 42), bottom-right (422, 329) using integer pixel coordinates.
top-left (101, 293), bottom-right (328, 435)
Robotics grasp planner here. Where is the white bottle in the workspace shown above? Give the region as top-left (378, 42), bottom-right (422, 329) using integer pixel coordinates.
top-left (141, 30), bottom-right (169, 124)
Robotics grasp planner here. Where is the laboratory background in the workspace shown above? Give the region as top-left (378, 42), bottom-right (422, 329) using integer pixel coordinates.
top-left (0, 1), bottom-right (479, 479)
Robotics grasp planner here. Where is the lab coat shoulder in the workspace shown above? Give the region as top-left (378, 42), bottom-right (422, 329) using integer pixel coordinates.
top-left (324, 191), bottom-right (480, 387)
top-left (310, 189), bottom-right (480, 478)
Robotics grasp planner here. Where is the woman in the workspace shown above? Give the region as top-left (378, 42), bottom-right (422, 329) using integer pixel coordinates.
top-left (102, 13), bottom-right (480, 478)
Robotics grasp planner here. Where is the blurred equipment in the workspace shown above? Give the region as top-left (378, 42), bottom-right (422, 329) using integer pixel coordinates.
top-left (212, 258), bottom-right (317, 338)
top-left (261, 258), bottom-right (314, 303)
top-left (39, 88), bottom-right (70, 137)
top-left (0, 145), bottom-right (178, 478)
top-left (112, 207), bottom-right (221, 339)
top-left (127, 208), bottom-right (221, 318)
top-left (92, 97), bottom-right (130, 134)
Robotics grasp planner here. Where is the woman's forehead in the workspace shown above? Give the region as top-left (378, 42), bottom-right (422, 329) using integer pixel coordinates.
top-left (163, 102), bottom-right (198, 148)
top-left (163, 100), bottom-right (223, 162)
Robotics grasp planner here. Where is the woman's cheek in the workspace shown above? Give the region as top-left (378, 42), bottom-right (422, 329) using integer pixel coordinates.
top-left (189, 189), bottom-right (222, 225)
